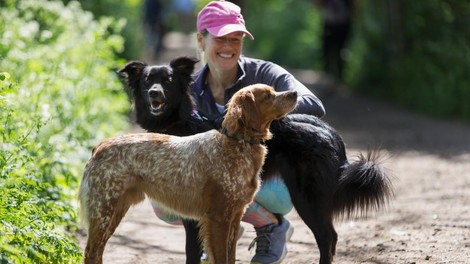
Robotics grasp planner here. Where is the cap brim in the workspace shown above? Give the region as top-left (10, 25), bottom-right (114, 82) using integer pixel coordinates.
top-left (207, 24), bottom-right (254, 40)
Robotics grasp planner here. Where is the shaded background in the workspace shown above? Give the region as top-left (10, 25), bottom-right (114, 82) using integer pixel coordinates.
top-left (66, 0), bottom-right (470, 121)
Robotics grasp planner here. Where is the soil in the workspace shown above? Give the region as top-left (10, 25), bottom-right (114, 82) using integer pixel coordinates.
top-left (78, 32), bottom-right (470, 263)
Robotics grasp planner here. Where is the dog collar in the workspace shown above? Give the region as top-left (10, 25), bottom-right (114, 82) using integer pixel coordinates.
top-left (219, 127), bottom-right (262, 145)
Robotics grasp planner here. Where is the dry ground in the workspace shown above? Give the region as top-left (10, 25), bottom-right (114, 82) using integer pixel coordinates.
top-left (78, 32), bottom-right (470, 263)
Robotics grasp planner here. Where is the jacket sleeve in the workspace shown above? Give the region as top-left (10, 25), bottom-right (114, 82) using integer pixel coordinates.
top-left (295, 92), bottom-right (326, 117)
top-left (257, 62), bottom-right (326, 118)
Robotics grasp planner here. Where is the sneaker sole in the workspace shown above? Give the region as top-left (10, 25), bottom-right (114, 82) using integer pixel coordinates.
top-left (251, 246), bottom-right (286, 264)
top-left (285, 221), bottom-right (294, 241)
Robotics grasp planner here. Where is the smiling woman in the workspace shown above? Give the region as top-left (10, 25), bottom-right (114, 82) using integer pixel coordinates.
top-left (150, 1), bottom-right (326, 263)
top-left (197, 30), bottom-right (245, 103)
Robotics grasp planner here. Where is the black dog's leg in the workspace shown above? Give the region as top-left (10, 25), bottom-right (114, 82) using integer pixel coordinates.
top-left (293, 198), bottom-right (337, 264)
top-left (182, 219), bottom-right (203, 264)
top-left (279, 165), bottom-right (337, 264)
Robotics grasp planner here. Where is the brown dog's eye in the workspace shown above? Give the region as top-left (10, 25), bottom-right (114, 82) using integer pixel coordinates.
top-left (264, 92), bottom-right (274, 101)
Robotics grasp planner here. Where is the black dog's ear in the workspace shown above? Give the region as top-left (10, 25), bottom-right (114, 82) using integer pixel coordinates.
top-left (117, 61), bottom-right (148, 91)
top-left (170, 56), bottom-right (199, 76)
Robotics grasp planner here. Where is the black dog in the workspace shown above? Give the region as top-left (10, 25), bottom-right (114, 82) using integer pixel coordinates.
top-left (118, 57), bottom-right (393, 264)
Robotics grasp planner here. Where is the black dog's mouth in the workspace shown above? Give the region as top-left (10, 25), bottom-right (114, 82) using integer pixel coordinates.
top-left (150, 99), bottom-right (166, 115)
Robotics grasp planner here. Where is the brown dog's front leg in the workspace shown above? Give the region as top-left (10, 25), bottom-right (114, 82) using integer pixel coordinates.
top-left (228, 210), bottom-right (245, 264)
top-left (200, 217), bottom-right (231, 264)
top-left (227, 222), bottom-right (240, 264)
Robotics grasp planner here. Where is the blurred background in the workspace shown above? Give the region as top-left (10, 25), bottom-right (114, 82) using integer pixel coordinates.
top-left (1, 0), bottom-right (469, 263)
top-left (64, 0), bottom-right (470, 121)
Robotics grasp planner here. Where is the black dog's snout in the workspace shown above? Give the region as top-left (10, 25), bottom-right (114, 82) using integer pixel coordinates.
top-left (148, 88), bottom-right (164, 99)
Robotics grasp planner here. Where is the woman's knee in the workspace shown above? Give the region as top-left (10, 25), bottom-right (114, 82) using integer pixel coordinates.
top-left (150, 200), bottom-right (183, 225)
top-left (255, 177), bottom-right (293, 215)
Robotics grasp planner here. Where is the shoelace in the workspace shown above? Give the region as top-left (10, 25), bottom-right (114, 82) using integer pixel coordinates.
top-left (248, 233), bottom-right (272, 253)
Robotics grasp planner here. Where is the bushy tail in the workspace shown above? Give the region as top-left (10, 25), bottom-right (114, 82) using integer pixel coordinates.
top-left (333, 150), bottom-right (393, 219)
top-left (78, 174), bottom-right (91, 231)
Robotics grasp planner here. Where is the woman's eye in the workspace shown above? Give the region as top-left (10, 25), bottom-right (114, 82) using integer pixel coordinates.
top-left (230, 38), bottom-right (241, 44)
top-left (215, 37), bottom-right (241, 44)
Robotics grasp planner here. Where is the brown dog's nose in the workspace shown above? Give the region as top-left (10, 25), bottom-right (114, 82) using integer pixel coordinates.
top-left (288, 91), bottom-right (297, 98)
top-left (280, 90), bottom-right (297, 99)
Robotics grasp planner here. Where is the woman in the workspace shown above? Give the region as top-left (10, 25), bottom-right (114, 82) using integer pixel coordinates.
top-left (152, 1), bottom-right (325, 263)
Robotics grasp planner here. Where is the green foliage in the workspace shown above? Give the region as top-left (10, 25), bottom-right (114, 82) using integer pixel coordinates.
top-left (63, 0), bottom-right (145, 60)
top-left (348, 0), bottom-right (470, 120)
top-left (1, 73), bottom-right (82, 263)
top-left (0, 0), bottom-right (130, 262)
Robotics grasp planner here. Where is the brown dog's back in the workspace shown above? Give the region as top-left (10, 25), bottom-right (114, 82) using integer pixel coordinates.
top-left (80, 130), bottom-right (263, 223)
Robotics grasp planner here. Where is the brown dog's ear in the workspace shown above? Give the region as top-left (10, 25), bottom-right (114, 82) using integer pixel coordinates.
top-left (117, 61), bottom-right (147, 92)
top-left (170, 56), bottom-right (199, 76)
top-left (232, 90), bottom-right (262, 135)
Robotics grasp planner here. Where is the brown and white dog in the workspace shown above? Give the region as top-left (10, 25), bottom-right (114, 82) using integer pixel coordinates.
top-left (78, 84), bottom-right (297, 264)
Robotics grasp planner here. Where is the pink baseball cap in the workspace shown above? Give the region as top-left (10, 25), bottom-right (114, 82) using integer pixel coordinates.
top-left (197, 1), bottom-right (254, 40)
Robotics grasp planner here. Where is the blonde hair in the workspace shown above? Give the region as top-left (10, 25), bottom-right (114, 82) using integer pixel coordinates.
top-left (196, 30), bottom-right (209, 65)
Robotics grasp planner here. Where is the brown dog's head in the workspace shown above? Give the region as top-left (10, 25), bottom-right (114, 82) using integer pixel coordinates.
top-left (223, 84), bottom-right (297, 141)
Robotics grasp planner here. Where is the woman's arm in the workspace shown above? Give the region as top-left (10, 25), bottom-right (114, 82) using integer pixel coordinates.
top-left (254, 59), bottom-right (326, 117)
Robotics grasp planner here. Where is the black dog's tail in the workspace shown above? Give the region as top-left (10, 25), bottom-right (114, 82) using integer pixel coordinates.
top-left (333, 150), bottom-right (393, 219)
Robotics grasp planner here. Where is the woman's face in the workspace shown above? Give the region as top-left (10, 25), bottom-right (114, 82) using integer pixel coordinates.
top-left (198, 31), bottom-right (244, 72)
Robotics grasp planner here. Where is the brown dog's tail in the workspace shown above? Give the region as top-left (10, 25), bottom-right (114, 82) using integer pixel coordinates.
top-left (78, 172), bottom-right (91, 231)
top-left (333, 150), bottom-right (394, 219)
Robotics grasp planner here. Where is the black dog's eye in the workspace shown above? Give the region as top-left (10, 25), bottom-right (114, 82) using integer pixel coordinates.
top-left (163, 76), bottom-right (173, 84)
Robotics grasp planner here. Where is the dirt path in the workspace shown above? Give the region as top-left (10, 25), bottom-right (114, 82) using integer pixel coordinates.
top-left (78, 33), bottom-right (470, 263)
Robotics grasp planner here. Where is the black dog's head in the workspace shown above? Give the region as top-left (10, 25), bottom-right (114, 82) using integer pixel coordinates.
top-left (118, 56), bottom-right (199, 132)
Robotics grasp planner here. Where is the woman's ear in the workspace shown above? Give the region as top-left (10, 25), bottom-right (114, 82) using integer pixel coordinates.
top-left (196, 32), bottom-right (205, 51)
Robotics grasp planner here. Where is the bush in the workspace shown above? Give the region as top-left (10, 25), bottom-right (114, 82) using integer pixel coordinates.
top-left (1, 73), bottom-right (83, 263)
top-left (0, 0), bottom-right (130, 262)
top-left (63, 0), bottom-right (146, 60)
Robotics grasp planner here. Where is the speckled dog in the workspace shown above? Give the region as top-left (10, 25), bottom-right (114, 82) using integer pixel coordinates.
top-left (78, 84), bottom-right (297, 264)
